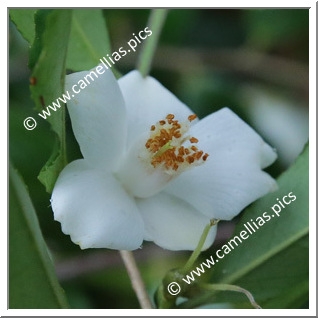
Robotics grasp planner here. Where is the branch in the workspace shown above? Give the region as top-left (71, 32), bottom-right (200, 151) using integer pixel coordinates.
top-left (119, 45), bottom-right (308, 96)
top-left (119, 250), bottom-right (153, 309)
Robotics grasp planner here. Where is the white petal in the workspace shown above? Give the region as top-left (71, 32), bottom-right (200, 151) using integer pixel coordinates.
top-left (66, 66), bottom-right (126, 171)
top-left (118, 70), bottom-right (196, 148)
top-left (51, 160), bottom-right (144, 250)
top-left (165, 108), bottom-right (277, 220)
top-left (137, 192), bottom-right (217, 251)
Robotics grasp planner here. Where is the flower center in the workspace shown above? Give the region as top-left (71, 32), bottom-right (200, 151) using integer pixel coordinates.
top-left (144, 114), bottom-right (209, 173)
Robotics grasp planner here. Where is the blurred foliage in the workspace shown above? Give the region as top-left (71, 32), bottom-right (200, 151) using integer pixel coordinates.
top-left (9, 9), bottom-right (309, 309)
top-left (244, 9), bottom-right (309, 57)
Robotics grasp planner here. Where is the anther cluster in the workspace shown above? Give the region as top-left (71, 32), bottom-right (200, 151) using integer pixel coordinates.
top-left (145, 114), bottom-right (209, 172)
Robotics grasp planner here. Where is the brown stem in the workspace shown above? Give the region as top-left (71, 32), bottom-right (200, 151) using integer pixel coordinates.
top-left (119, 250), bottom-right (153, 309)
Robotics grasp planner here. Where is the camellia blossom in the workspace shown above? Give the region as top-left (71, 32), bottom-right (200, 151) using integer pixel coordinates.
top-left (51, 66), bottom-right (277, 251)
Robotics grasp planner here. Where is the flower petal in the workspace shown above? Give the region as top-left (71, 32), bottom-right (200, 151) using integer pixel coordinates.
top-left (65, 66), bottom-right (126, 171)
top-left (118, 70), bottom-right (196, 148)
top-left (165, 108), bottom-right (277, 220)
top-left (137, 192), bottom-right (217, 251)
top-left (51, 160), bottom-right (144, 250)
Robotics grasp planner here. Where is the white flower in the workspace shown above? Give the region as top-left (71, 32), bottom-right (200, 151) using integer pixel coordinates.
top-left (51, 67), bottom-right (277, 251)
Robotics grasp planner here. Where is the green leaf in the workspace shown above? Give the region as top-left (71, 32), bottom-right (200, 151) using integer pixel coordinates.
top-left (9, 9), bottom-right (37, 44)
top-left (9, 163), bottom-right (69, 309)
top-left (181, 143), bottom-right (309, 309)
top-left (29, 9), bottom-right (72, 192)
top-left (66, 9), bottom-right (112, 71)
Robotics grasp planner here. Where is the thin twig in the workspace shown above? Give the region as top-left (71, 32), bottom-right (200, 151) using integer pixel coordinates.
top-left (55, 223), bottom-right (234, 282)
top-left (182, 220), bottom-right (219, 274)
top-left (137, 9), bottom-right (168, 77)
top-left (55, 245), bottom-right (171, 281)
top-left (119, 250), bottom-right (153, 309)
top-left (202, 283), bottom-right (262, 309)
top-left (119, 45), bottom-right (308, 96)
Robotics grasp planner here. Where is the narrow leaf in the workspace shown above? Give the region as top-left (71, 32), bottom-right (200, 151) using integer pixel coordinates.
top-left (9, 163), bottom-right (69, 308)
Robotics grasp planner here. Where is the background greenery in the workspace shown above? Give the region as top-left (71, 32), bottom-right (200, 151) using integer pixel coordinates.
top-left (9, 9), bottom-right (309, 309)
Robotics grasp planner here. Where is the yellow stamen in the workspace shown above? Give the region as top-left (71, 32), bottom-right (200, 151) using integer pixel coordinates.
top-left (145, 113), bottom-right (209, 171)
